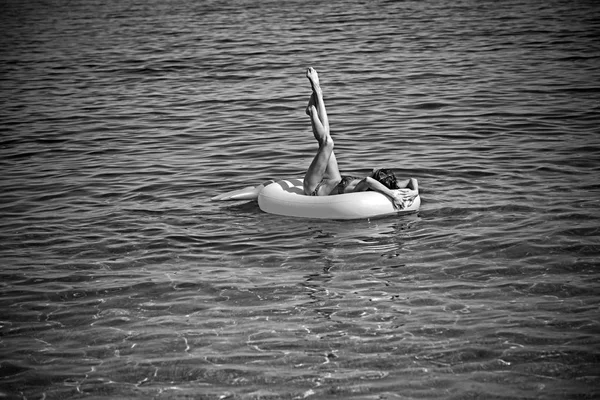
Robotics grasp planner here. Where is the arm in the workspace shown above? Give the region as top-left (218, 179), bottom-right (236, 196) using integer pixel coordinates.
top-left (397, 178), bottom-right (418, 191)
top-left (354, 177), bottom-right (419, 209)
top-left (353, 177), bottom-right (405, 209)
top-left (407, 178), bottom-right (418, 191)
top-left (399, 178), bottom-right (418, 199)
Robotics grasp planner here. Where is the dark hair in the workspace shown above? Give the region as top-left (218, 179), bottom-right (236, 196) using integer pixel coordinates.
top-left (372, 168), bottom-right (398, 189)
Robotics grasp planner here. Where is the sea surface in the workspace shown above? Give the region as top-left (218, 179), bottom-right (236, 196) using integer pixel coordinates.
top-left (1, 0), bottom-right (599, 399)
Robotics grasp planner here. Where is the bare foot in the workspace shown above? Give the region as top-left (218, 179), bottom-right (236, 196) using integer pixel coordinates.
top-left (306, 67), bottom-right (321, 93)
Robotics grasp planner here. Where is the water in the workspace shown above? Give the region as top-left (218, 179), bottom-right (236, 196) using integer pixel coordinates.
top-left (1, 0), bottom-right (599, 398)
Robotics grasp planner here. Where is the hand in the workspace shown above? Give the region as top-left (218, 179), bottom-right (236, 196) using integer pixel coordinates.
top-left (396, 189), bottom-right (417, 201)
top-left (391, 189), bottom-right (418, 210)
top-left (392, 192), bottom-right (405, 210)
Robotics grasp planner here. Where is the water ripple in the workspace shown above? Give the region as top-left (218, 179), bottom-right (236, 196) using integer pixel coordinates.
top-left (1, 0), bottom-right (600, 398)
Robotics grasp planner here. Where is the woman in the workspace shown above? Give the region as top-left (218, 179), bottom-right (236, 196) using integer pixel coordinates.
top-left (212, 68), bottom-right (419, 208)
top-left (303, 67), bottom-right (418, 209)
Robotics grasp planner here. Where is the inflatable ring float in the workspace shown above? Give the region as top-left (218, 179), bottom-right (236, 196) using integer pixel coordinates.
top-left (213, 178), bottom-right (420, 220)
top-left (258, 178), bottom-right (420, 220)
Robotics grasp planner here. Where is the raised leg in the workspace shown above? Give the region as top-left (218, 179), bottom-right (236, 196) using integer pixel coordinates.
top-left (303, 68), bottom-right (341, 196)
top-left (304, 105), bottom-right (335, 195)
top-left (306, 67), bottom-right (329, 133)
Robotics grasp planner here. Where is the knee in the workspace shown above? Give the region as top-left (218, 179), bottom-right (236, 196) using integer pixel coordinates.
top-left (321, 134), bottom-right (334, 150)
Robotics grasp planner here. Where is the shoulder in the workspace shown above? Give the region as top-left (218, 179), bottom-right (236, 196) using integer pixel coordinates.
top-left (396, 179), bottom-right (411, 188)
